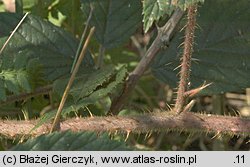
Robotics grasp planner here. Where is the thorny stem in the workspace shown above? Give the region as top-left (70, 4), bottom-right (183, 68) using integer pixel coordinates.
top-left (1, 112), bottom-right (250, 138)
top-left (109, 8), bottom-right (184, 115)
top-left (175, 5), bottom-right (198, 114)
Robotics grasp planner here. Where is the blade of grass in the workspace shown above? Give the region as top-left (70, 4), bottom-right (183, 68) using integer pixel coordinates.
top-left (50, 27), bottom-right (95, 133)
top-left (71, 5), bottom-right (94, 73)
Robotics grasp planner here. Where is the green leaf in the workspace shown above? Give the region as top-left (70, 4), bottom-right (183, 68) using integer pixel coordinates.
top-left (53, 0), bottom-right (84, 35)
top-left (142, 0), bottom-right (204, 33)
top-left (0, 13), bottom-right (94, 81)
top-left (0, 79), bottom-right (6, 100)
top-left (0, 53), bottom-right (13, 70)
top-left (35, 66), bottom-right (127, 131)
top-left (62, 66), bottom-right (127, 114)
top-left (11, 131), bottom-right (132, 151)
top-left (13, 54), bottom-right (29, 69)
top-left (70, 65), bottom-right (115, 101)
top-left (21, 0), bottom-right (37, 9)
top-left (81, 0), bottom-right (142, 48)
top-left (151, 0), bottom-right (250, 95)
top-left (143, 0), bottom-right (175, 33)
top-left (60, 66), bottom-right (127, 112)
top-left (22, 0), bottom-right (54, 18)
top-left (16, 71), bottom-right (31, 92)
top-left (53, 66), bottom-right (114, 100)
top-left (13, 0), bottom-right (52, 19)
top-left (0, 68), bottom-right (33, 99)
top-left (0, 12), bottom-right (94, 99)
top-left (27, 58), bottom-right (46, 88)
top-left (0, 51), bottom-right (35, 97)
top-left (53, 66), bottom-right (127, 113)
top-left (85, 66), bottom-right (127, 102)
top-left (2, 71), bottom-right (20, 94)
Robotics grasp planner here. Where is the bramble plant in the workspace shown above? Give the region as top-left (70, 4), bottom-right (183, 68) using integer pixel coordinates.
top-left (0, 0), bottom-right (250, 151)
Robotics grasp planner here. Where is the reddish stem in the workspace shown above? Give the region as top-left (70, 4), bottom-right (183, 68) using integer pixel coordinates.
top-left (175, 5), bottom-right (198, 114)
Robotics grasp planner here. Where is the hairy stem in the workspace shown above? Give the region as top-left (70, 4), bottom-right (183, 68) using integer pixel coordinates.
top-left (175, 5), bottom-right (198, 114)
top-left (109, 8), bottom-right (184, 114)
top-left (1, 112), bottom-right (250, 138)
